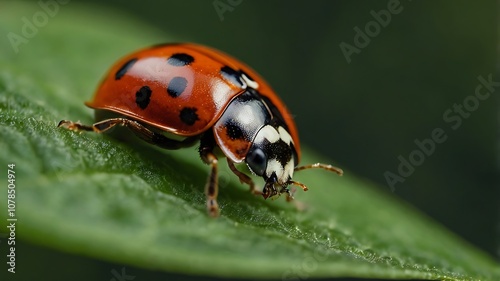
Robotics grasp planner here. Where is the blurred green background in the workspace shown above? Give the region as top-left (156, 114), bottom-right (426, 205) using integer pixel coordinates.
top-left (4, 0), bottom-right (499, 280)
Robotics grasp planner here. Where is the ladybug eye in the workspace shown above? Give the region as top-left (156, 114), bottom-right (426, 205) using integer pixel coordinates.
top-left (246, 147), bottom-right (268, 176)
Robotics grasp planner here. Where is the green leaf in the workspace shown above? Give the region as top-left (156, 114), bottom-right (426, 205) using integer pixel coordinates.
top-left (1, 2), bottom-right (499, 280)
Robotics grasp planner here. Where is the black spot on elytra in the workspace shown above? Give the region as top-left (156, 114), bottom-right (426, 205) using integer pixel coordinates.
top-left (167, 76), bottom-right (188, 97)
top-left (135, 86), bottom-right (152, 109)
top-left (179, 107), bottom-right (199, 126)
top-left (167, 53), bottom-right (194, 66)
top-left (115, 58), bottom-right (138, 80)
top-left (225, 120), bottom-right (246, 141)
top-left (220, 66), bottom-right (244, 88)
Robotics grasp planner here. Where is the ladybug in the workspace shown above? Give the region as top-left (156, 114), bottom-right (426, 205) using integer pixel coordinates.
top-left (59, 43), bottom-right (343, 217)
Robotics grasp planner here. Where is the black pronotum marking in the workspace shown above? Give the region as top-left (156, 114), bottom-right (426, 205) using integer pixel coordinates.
top-left (179, 107), bottom-right (199, 126)
top-left (167, 76), bottom-right (188, 97)
top-left (217, 89), bottom-right (269, 141)
top-left (115, 58), bottom-right (138, 80)
top-left (135, 86), bottom-right (152, 109)
top-left (225, 120), bottom-right (246, 141)
top-left (220, 66), bottom-right (244, 88)
top-left (167, 53), bottom-right (194, 66)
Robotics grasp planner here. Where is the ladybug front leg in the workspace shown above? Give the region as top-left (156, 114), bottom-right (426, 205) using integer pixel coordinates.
top-left (60, 118), bottom-right (151, 133)
top-left (58, 118), bottom-right (198, 149)
top-left (199, 133), bottom-right (220, 217)
top-left (57, 120), bottom-right (95, 132)
top-left (226, 159), bottom-right (262, 196)
top-left (201, 151), bottom-right (220, 217)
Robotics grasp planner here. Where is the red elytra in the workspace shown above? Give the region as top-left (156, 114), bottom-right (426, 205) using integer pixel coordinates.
top-left (59, 43), bottom-right (342, 217)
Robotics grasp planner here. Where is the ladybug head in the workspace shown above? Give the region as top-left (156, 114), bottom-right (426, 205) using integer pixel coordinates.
top-left (245, 124), bottom-right (344, 199)
top-left (245, 125), bottom-right (298, 198)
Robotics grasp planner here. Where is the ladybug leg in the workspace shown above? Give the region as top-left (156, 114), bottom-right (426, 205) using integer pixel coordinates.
top-left (199, 133), bottom-right (220, 217)
top-left (58, 120), bottom-right (95, 132)
top-left (201, 151), bottom-right (220, 217)
top-left (59, 118), bottom-right (197, 149)
top-left (59, 118), bottom-right (139, 133)
top-left (284, 187), bottom-right (296, 202)
top-left (226, 159), bottom-right (262, 196)
top-left (281, 187), bottom-right (307, 211)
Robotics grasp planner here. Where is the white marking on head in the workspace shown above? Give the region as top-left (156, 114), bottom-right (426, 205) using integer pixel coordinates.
top-left (278, 126), bottom-right (293, 145)
top-left (254, 125), bottom-right (279, 143)
top-left (241, 73), bottom-right (259, 89)
top-left (284, 159), bottom-right (295, 179)
top-left (266, 159), bottom-right (283, 181)
top-left (265, 158), bottom-right (295, 185)
top-left (278, 127), bottom-right (296, 181)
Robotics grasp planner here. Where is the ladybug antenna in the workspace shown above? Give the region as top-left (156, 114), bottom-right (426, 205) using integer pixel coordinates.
top-left (286, 163), bottom-right (344, 191)
top-left (294, 163), bottom-right (344, 176)
top-left (287, 163), bottom-right (343, 193)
